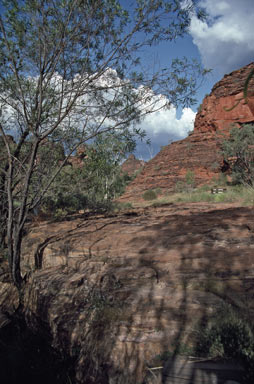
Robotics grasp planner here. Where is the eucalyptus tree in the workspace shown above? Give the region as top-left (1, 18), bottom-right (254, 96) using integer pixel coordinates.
top-left (222, 124), bottom-right (254, 186)
top-left (0, 0), bottom-right (207, 288)
top-left (43, 130), bottom-right (136, 214)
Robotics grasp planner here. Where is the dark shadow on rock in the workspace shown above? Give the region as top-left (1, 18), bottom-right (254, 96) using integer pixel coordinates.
top-left (10, 204), bottom-right (254, 383)
top-left (0, 315), bottom-right (75, 384)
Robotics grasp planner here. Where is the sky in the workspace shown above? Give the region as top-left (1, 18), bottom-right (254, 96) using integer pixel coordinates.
top-left (133, 0), bottom-right (254, 160)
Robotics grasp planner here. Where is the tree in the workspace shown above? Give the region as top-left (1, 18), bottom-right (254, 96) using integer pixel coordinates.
top-left (222, 124), bottom-right (254, 186)
top-left (43, 131), bottom-right (135, 213)
top-left (0, 0), bottom-right (207, 288)
top-left (78, 132), bottom-right (135, 202)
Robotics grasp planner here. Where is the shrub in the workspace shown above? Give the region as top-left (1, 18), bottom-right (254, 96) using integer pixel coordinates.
top-left (111, 202), bottom-right (133, 212)
top-left (174, 181), bottom-right (185, 193)
top-left (185, 170), bottom-right (195, 187)
top-left (142, 189), bottom-right (157, 200)
top-left (152, 199), bottom-right (171, 207)
top-left (214, 193), bottom-right (227, 203)
top-left (196, 309), bottom-right (254, 362)
top-left (199, 184), bottom-right (211, 192)
top-left (154, 187), bottom-right (162, 195)
top-left (42, 192), bottom-right (88, 214)
top-left (222, 123), bottom-right (254, 186)
top-left (176, 191), bottom-right (214, 203)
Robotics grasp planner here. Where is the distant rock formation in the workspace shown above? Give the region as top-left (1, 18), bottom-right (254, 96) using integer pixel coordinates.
top-left (121, 154), bottom-right (145, 176)
top-left (120, 63), bottom-right (254, 200)
top-left (68, 144), bottom-right (88, 167)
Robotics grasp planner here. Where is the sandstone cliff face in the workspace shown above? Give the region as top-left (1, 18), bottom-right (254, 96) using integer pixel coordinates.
top-left (1, 203), bottom-right (254, 383)
top-left (121, 63), bottom-right (254, 200)
top-left (121, 132), bottom-right (222, 200)
top-left (1, 64), bottom-right (254, 384)
top-left (195, 63), bottom-right (254, 134)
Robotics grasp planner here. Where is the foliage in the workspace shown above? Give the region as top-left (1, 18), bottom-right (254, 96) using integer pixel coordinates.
top-left (222, 124), bottom-right (254, 186)
top-left (142, 189), bottom-right (158, 201)
top-left (141, 184), bottom-right (254, 206)
top-left (42, 132), bottom-right (134, 215)
top-left (174, 180), bottom-right (185, 193)
top-left (111, 202), bottom-right (133, 212)
top-left (196, 317), bottom-right (254, 359)
top-left (210, 161), bottom-right (220, 171)
top-left (173, 170), bottom-right (195, 193)
top-left (196, 306), bottom-right (254, 380)
top-left (185, 169), bottom-right (195, 187)
top-left (0, 0), bottom-right (207, 288)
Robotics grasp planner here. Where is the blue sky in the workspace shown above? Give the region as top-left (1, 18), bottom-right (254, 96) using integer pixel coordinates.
top-left (131, 0), bottom-right (254, 160)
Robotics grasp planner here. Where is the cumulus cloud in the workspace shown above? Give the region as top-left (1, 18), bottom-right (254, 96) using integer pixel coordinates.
top-left (135, 106), bottom-right (196, 160)
top-left (189, 0), bottom-right (254, 74)
top-left (0, 67), bottom-right (196, 160)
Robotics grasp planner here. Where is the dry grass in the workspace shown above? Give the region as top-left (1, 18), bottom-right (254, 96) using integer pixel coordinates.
top-left (127, 185), bottom-right (254, 208)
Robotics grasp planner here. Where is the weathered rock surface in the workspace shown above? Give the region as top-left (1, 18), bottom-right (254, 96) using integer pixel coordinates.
top-left (120, 132), bottom-right (222, 200)
top-left (196, 63), bottom-right (254, 134)
top-left (121, 63), bottom-right (254, 200)
top-left (1, 202), bottom-right (254, 383)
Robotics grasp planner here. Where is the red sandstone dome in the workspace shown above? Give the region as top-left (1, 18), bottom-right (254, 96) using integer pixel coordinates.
top-left (120, 63), bottom-right (254, 200)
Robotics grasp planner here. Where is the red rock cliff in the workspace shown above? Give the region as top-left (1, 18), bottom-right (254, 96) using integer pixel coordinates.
top-left (121, 63), bottom-right (254, 200)
top-left (196, 63), bottom-right (254, 134)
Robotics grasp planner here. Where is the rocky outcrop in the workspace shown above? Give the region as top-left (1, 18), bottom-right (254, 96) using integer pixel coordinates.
top-left (121, 63), bottom-right (254, 200)
top-left (121, 154), bottom-right (145, 176)
top-left (68, 144), bottom-right (89, 167)
top-left (195, 62), bottom-right (254, 134)
top-left (120, 132), bottom-right (222, 200)
top-left (1, 202), bottom-right (254, 383)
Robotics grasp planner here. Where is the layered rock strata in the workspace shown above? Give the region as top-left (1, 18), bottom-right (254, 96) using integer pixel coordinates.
top-left (1, 203), bottom-right (254, 383)
top-left (121, 63), bottom-right (254, 200)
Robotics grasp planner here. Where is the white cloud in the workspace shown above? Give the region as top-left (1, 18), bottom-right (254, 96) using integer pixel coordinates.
top-left (143, 106), bottom-right (195, 138)
top-left (189, 0), bottom-right (254, 74)
top-left (135, 106), bottom-right (196, 160)
top-left (0, 68), bottom-right (196, 160)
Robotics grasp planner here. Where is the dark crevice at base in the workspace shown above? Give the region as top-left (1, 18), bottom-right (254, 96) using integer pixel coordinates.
top-left (0, 316), bottom-right (76, 384)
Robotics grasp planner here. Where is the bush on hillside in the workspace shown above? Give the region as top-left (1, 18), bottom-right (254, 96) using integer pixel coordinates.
top-left (222, 124), bottom-right (254, 186)
top-left (196, 306), bottom-right (254, 382)
top-left (142, 189), bottom-right (157, 201)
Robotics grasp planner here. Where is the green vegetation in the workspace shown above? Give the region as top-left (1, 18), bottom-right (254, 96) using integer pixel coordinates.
top-left (0, 0), bottom-right (207, 287)
top-left (134, 183), bottom-right (254, 208)
top-left (149, 304), bottom-right (254, 381)
top-left (175, 185), bottom-right (254, 204)
top-left (185, 170), bottom-right (196, 188)
top-left (197, 315), bottom-right (254, 360)
top-left (173, 171), bottom-right (196, 193)
top-left (222, 123), bottom-right (254, 185)
top-left (196, 305), bottom-right (254, 381)
top-left (142, 189), bottom-right (158, 201)
top-left (42, 132), bottom-right (134, 216)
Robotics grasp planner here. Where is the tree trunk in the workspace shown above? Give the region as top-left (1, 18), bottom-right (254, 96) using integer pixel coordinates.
top-left (11, 230), bottom-right (24, 289)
